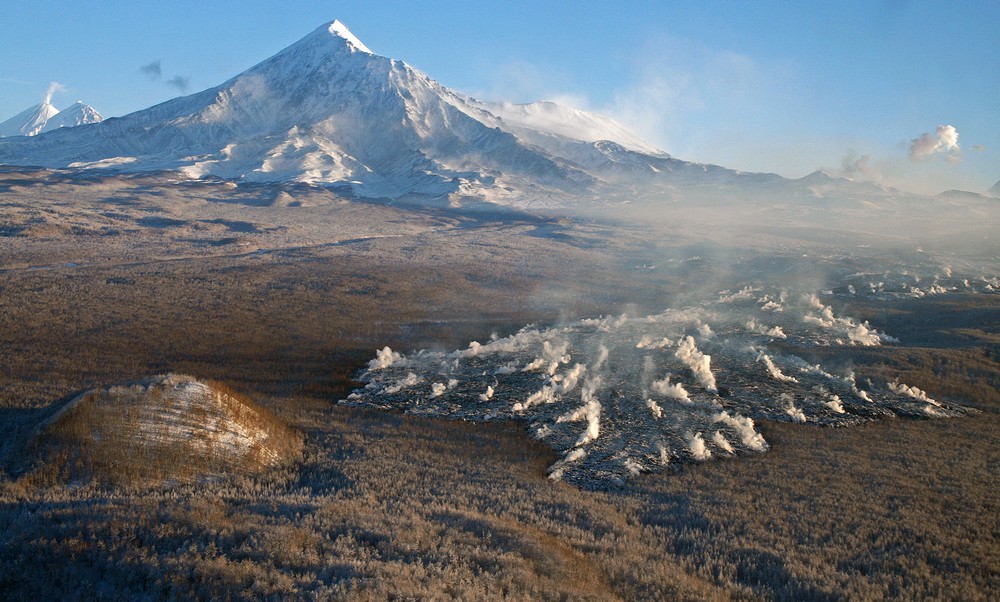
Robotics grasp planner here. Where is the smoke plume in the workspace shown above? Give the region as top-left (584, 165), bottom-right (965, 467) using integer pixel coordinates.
top-left (140, 60), bottom-right (162, 79)
top-left (166, 75), bottom-right (191, 93)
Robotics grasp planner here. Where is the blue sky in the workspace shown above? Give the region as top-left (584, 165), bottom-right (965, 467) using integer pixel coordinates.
top-left (1, 1), bottom-right (997, 194)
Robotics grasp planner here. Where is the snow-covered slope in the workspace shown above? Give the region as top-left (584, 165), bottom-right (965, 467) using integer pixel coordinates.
top-left (0, 102), bottom-right (60, 137)
top-left (40, 101), bottom-right (103, 132)
top-left (473, 99), bottom-right (665, 156)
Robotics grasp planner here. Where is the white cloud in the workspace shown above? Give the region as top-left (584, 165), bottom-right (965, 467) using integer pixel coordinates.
top-left (909, 125), bottom-right (961, 162)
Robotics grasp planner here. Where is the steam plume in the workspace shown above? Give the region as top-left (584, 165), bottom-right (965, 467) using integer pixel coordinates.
top-left (675, 336), bottom-right (717, 394)
top-left (556, 376), bottom-right (603, 447)
top-left (43, 81), bottom-right (65, 105)
top-left (650, 374), bottom-right (692, 403)
top-left (756, 351), bottom-right (798, 383)
top-left (712, 431), bottom-right (735, 453)
top-left (889, 380), bottom-right (942, 415)
top-left (646, 399), bottom-right (664, 418)
top-left (685, 431), bottom-right (711, 460)
top-left (368, 346), bottom-right (402, 370)
top-left (713, 411), bottom-right (768, 451)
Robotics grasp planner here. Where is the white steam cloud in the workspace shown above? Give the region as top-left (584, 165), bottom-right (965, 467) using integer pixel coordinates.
top-left (819, 389), bottom-right (846, 413)
top-left (650, 373), bottom-right (692, 404)
top-left (840, 151), bottom-right (882, 180)
top-left (747, 319), bottom-right (787, 339)
top-left (43, 81), bottom-right (66, 105)
top-left (675, 336), bottom-right (718, 394)
top-left (368, 346), bottom-right (402, 370)
top-left (523, 340), bottom-right (571, 375)
top-left (350, 280), bottom-right (972, 486)
top-left (685, 431), bottom-right (712, 460)
top-left (383, 372), bottom-right (421, 394)
top-left (889, 380), bottom-right (943, 415)
top-left (803, 294), bottom-right (896, 345)
top-left (636, 335), bottom-right (672, 349)
top-left (712, 430), bottom-right (735, 454)
top-left (756, 350), bottom-right (798, 383)
top-left (548, 446), bottom-right (588, 481)
top-left (557, 376), bottom-right (603, 447)
top-left (514, 362), bottom-right (586, 412)
top-left (781, 393), bottom-right (807, 423)
top-left (646, 398), bottom-right (664, 419)
top-left (909, 125), bottom-right (961, 162)
top-left (713, 411), bottom-right (768, 452)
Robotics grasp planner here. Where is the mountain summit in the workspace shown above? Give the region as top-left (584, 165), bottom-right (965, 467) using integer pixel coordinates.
top-left (326, 19), bottom-right (372, 53)
top-left (40, 101), bottom-right (103, 133)
top-left (0, 102), bottom-right (60, 137)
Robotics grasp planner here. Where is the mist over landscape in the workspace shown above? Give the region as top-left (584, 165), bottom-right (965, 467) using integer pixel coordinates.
top-left (0, 6), bottom-right (997, 600)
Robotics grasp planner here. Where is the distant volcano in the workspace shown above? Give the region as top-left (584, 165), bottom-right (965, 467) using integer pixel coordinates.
top-left (40, 101), bottom-right (103, 133)
top-left (0, 100), bottom-right (102, 137)
top-left (0, 101), bottom-right (60, 137)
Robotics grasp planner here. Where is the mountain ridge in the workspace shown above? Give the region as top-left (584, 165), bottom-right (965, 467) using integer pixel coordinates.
top-left (0, 20), bottom-right (923, 206)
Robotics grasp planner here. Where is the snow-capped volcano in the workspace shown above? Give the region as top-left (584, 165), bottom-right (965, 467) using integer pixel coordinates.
top-left (0, 101), bottom-right (60, 137)
top-left (0, 20), bottom-right (892, 205)
top-left (40, 101), bottom-right (103, 133)
top-left (0, 101), bottom-right (103, 138)
top-left (0, 21), bottom-right (600, 199)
